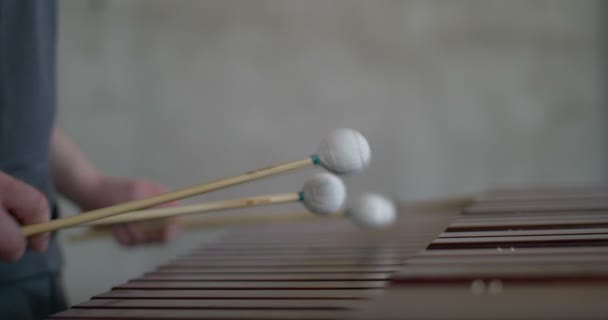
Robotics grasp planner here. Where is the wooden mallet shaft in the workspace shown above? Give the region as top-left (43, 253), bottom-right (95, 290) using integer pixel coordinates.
top-left (21, 157), bottom-right (315, 236)
top-left (69, 172), bottom-right (350, 242)
top-left (68, 211), bottom-right (327, 243)
top-left (84, 192), bottom-right (301, 227)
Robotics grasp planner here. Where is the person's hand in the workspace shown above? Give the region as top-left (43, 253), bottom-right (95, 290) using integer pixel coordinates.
top-left (78, 176), bottom-right (180, 246)
top-left (0, 171), bottom-right (50, 261)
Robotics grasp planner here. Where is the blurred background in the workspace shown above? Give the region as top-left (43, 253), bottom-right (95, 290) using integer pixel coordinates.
top-left (55, 0), bottom-right (607, 304)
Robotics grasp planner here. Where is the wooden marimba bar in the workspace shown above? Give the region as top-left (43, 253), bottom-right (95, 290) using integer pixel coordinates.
top-left (50, 187), bottom-right (608, 319)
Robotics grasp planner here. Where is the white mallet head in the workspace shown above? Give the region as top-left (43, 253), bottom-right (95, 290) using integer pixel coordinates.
top-left (316, 128), bottom-right (371, 175)
top-left (347, 193), bottom-right (396, 228)
top-left (301, 172), bottom-right (346, 215)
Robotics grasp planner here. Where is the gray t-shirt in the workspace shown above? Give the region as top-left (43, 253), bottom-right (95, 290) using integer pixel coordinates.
top-left (0, 0), bottom-right (62, 282)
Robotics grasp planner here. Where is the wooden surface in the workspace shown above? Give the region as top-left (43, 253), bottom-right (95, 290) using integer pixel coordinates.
top-left (51, 187), bottom-right (608, 319)
top-left (354, 187), bottom-right (608, 319)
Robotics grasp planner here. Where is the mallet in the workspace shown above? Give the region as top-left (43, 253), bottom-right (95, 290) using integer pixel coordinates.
top-left (21, 128), bottom-right (370, 236)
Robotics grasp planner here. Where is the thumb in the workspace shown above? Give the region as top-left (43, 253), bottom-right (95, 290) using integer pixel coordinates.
top-left (0, 173), bottom-right (50, 254)
top-left (0, 209), bottom-right (26, 261)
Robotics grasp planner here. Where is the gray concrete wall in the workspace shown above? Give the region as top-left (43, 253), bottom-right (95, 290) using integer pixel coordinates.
top-left (56, 0), bottom-right (607, 304)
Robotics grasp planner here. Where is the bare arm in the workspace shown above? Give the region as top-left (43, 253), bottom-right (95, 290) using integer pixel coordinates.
top-left (51, 127), bottom-right (103, 207)
top-left (50, 127), bottom-right (180, 245)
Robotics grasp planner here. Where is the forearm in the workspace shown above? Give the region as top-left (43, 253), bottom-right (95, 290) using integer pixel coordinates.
top-left (49, 128), bottom-right (179, 244)
top-left (51, 127), bottom-right (103, 206)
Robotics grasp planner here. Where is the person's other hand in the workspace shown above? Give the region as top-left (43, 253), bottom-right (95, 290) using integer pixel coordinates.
top-left (79, 176), bottom-right (180, 246)
top-left (0, 171), bottom-right (50, 261)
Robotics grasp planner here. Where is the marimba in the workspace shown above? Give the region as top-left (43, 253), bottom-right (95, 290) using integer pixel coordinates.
top-left (50, 187), bottom-right (608, 319)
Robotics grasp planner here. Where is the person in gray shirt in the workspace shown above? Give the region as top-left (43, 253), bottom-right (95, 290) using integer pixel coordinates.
top-left (0, 1), bottom-right (180, 319)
